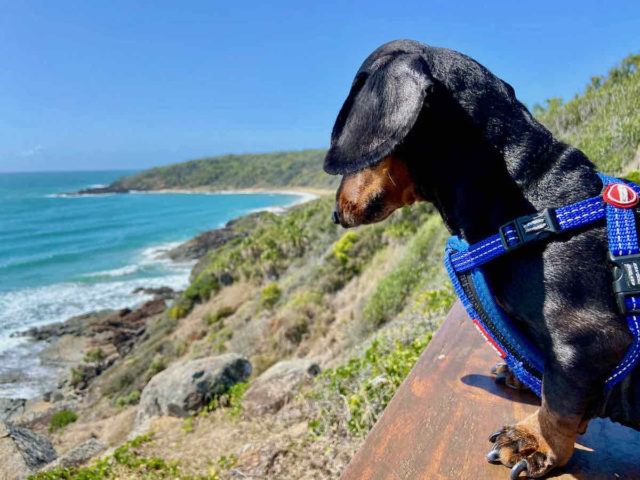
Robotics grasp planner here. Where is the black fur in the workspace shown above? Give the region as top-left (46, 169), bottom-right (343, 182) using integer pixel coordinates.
top-left (324, 39), bottom-right (639, 429)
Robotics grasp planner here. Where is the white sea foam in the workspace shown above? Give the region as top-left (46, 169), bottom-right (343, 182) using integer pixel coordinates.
top-left (83, 264), bottom-right (141, 278)
top-left (49, 192), bottom-right (116, 198)
top-left (0, 240), bottom-right (193, 350)
top-left (0, 240), bottom-right (194, 398)
top-left (0, 272), bottom-right (189, 339)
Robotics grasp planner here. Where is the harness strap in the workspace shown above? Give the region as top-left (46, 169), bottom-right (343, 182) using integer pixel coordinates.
top-left (445, 173), bottom-right (640, 396)
top-left (599, 174), bottom-right (640, 389)
top-left (451, 195), bottom-right (606, 273)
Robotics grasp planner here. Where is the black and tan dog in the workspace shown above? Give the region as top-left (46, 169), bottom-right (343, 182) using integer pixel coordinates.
top-left (324, 39), bottom-right (639, 478)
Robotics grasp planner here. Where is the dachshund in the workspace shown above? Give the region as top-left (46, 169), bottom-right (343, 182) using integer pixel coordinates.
top-left (324, 39), bottom-right (639, 478)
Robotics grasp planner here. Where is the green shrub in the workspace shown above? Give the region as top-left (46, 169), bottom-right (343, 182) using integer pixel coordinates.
top-left (71, 367), bottom-right (84, 387)
top-left (49, 410), bottom-right (78, 433)
top-left (383, 219), bottom-right (416, 240)
top-left (145, 357), bottom-right (166, 379)
top-left (83, 348), bottom-right (104, 363)
top-left (310, 333), bottom-right (432, 437)
top-left (205, 381), bottom-right (249, 417)
top-left (116, 390), bottom-right (141, 407)
top-left (168, 300), bottom-right (190, 320)
top-left (28, 434), bottom-right (194, 480)
top-left (182, 415), bottom-right (194, 433)
top-left (332, 231), bottom-right (359, 265)
top-left (363, 216), bottom-right (447, 327)
top-left (260, 282), bottom-right (282, 309)
top-left (185, 273), bottom-right (220, 303)
top-left (203, 306), bottom-right (235, 326)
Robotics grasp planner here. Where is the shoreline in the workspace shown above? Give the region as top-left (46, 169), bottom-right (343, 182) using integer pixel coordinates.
top-left (2, 189), bottom-right (325, 401)
top-left (69, 184), bottom-right (334, 199)
top-left (140, 186), bottom-right (333, 197)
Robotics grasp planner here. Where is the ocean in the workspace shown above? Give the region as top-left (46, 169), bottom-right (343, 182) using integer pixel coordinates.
top-left (0, 170), bottom-right (311, 398)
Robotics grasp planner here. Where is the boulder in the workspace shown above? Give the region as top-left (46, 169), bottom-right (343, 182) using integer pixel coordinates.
top-left (0, 421), bottom-right (57, 480)
top-left (243, 359), bottom-right (320, 415)
top-left (134, 353), bottom-right (251, 429)
top-left (41, 438), bottom-right (105, 471)
top-left (0, 398), bottom-right (26, 423)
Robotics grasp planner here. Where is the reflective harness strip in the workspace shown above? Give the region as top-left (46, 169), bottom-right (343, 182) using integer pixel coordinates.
top-left (444, 173), bottom-right (640, 397)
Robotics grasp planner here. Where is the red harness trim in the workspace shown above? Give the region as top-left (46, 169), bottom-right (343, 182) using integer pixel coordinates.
top-left (472, 318), bottom-right (507, 358)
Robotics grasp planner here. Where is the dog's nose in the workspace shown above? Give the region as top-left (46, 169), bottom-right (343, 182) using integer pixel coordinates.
top-left (331, 207), bottom-right (341, 225)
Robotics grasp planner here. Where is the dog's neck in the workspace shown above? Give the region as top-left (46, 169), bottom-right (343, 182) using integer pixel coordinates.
top-left (406, 92), bottom-right (601, 244)
top-left (427, 140), bottom-right (601, 244)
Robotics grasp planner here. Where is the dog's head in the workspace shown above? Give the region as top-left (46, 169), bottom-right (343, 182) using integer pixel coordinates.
top-left (324, 39), bottom-right (552, 228)
top-left (325, 40), bottom-right (431, 227)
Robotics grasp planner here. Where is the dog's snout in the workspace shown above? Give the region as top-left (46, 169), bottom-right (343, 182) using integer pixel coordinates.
top-left (331, 207), bottom-right (341, 225)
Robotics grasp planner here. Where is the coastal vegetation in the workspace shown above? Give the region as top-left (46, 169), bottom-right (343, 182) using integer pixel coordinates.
top-left (533, 52), bottom-right (640, 174)
top-left (107, 149), bottom-right (335, 192)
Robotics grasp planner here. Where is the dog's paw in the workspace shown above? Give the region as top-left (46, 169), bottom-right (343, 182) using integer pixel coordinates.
top-left (491, 362), bottom-right (529, 391)
top-left (486, 424), bottom-right (557, 478)
top-left (486, 409), bottom-right (576, 479)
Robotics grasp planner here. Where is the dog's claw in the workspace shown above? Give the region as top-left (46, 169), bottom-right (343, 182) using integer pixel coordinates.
top-left (486, 448), bottom-right (500, 463)
top-left (510, 459), bottom-right (528, 479)
top-left (489, 428), bottom-right (503, 443)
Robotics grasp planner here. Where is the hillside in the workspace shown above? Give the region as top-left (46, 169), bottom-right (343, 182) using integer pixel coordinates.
top-left (109, 149), bottom-right (336, 192)
top-left (534, 53), bottom-right (640, 174)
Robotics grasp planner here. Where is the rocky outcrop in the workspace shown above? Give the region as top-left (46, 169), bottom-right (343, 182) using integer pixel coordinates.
top-left (134, 354), bottom-right (252, 430)
top-left (0, 421), bottom-right (57, 480)
top-left (167, 226), bottom-right (240, 262)
top-left (23, 299), bottom-right (166, 359)
top-left (243, 360), bottom-right (320, 415)
top-left (20, 310), bottom-right (114, 341)
top-left (131, 286), bottom-right (177, 300)
top-left (0, 398), bottom-right (26, 423)
top-left (41, 438), bottom-right (105, 471)
top-left (71, 184), bottom-right (130, 195)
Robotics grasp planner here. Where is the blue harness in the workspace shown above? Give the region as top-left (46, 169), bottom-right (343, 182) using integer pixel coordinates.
top-left (444, 173), bottom-right (640, 396)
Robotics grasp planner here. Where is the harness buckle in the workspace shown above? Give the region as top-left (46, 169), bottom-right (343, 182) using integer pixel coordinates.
top-left (499, 208), bottom-right (561, 252)
top-left (609, 252), bottom-right (640, 315)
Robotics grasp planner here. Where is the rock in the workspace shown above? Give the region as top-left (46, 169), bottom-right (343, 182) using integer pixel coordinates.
top-left (131, 286), bottom-right (177, 300)
top-left (0, 420), bottom-right (57, 480)
top-left (243, 359), bottom-right (320, 415)
top-left (18, 310), bottom-right (114, 341)
top-left (167, 226), bottom-right (240, 262)
top-left (134, 353), bottom-right (252, 430)
top-left (0, 398), bottom-right (26, 422)
top-left (41, 438), bottom-right (105, 471)
top-left (71, 184), bottom-right (130, 195)
top-left (21, 299), bottom-right (165, 349)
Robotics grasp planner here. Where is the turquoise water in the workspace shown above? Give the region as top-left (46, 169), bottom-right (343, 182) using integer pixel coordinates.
top-left (0, 171), bottom-right (309, 397)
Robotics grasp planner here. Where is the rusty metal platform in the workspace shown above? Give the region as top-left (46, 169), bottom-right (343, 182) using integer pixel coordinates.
top-left (341, 302), bottom-right (640, 480)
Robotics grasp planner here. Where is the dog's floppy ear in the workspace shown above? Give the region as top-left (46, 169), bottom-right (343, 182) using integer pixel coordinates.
top-left (324, 53), bottom-right (433, 175)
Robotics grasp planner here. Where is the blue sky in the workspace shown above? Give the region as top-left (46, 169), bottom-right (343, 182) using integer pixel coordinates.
top-left (1, 1), bottom-right (639, 172)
